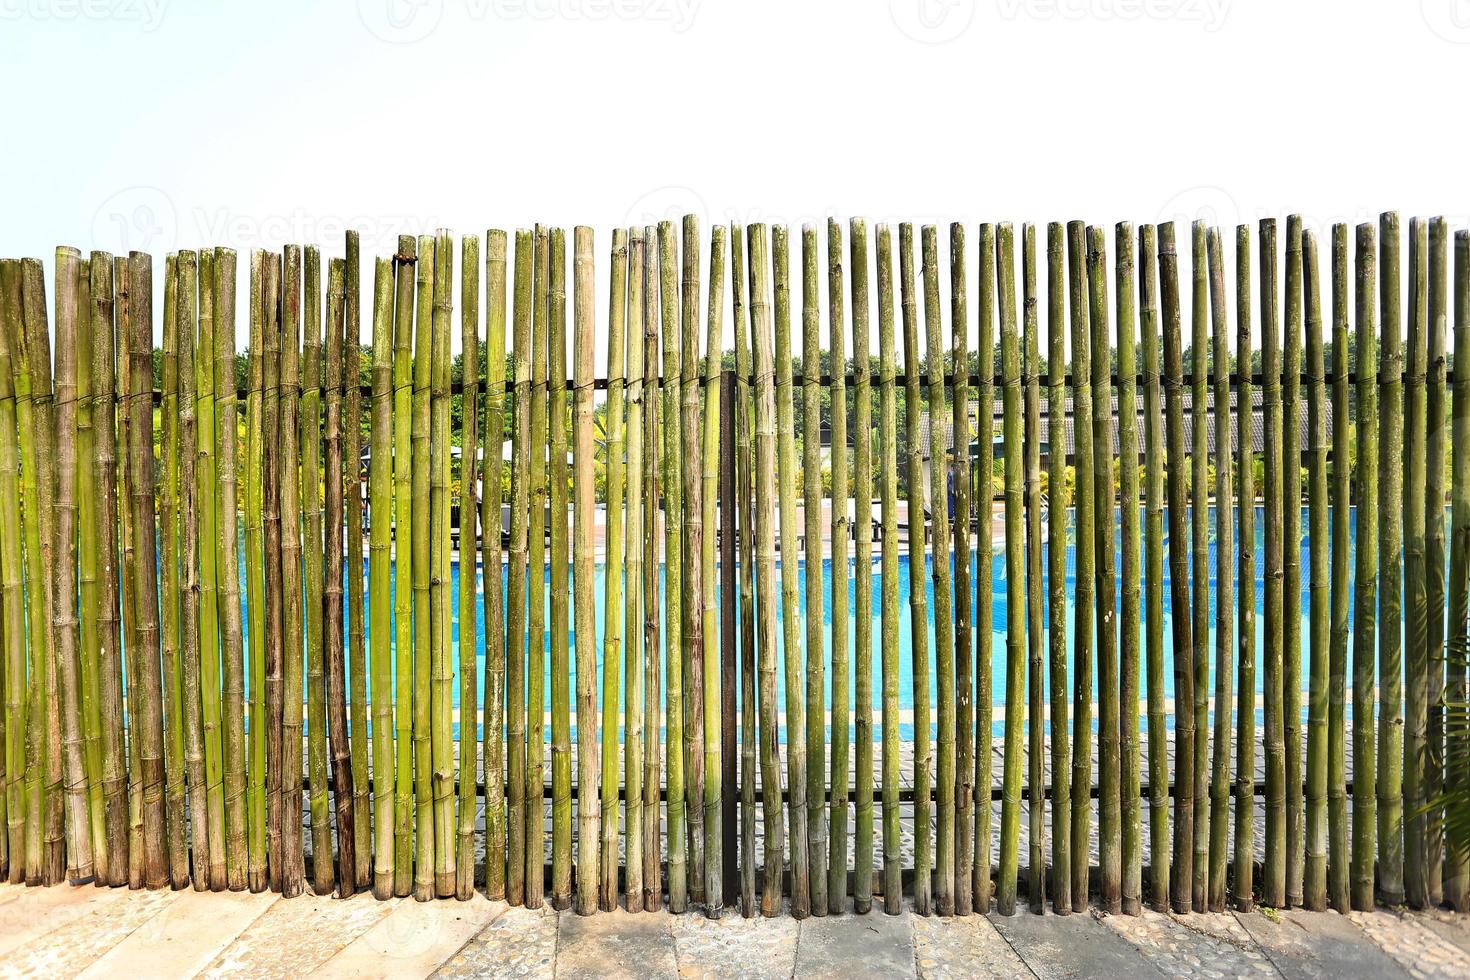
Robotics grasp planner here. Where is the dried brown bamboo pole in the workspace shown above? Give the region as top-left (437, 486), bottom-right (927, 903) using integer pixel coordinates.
top-left (459, 233), bottom-right (482, 903)
top-left (801, 224), bottom-right (825, 916)
top-left (730, 222), bottom-right (755, 917)
top-left (616, 228), bottom-right (640, 912)
top-left (195, 248), bottom-right (225, 890)
top-left (430, 230), bottom-right (453, 900)
top-left (1304, 227), bottom-right (1330, 911)
top-left (1284, 216), bottom-right (1305, 909)
top-left (303, 246), bottom-right (333, 897)
top-left (1023, 223), bottom-right (1046, 914)
top-left (548, 228), bottom-right (571, 911)
top-left (325, 257), bottom-right (357, 896)
top-left (160, 252), bottom-right (185, 889)
top-left (572, 226), bottom-right (600, 916)
top-left (76, 253), bottom-right (104, 881)
top-left (279, 245), bottom-right (306, 899)
top-left (701, 225), bottom-right (725, 917)
top-left (411, 234), bottom-right (435, 903)
top-left (245, 251), bottom-right (267, 893)
top-left (524, 226), bottom-right (547, 910)
top-left (974, 223), bottom-right (996, 914)
top-left (641, 224), bottom-right (662, 913)
top-left (0, 261), bottom-right (28, 886)
top-left (1262, 217), bottom-right (1286, 909)
top-left (52, 247), bottom-right (93, 884)
top-left (1188, 221), bottom-right (1209, 913)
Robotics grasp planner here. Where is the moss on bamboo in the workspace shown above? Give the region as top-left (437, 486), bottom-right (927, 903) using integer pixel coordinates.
top-left (1234, 225), bottom-right (1257, 913)
top-left (624, 228), bottom-right (646, 912)
top-left (572, 226), bottom-right (600, 915)
top-left (702, 225), bottom-right (725, 916)
top-left (997, 224), bottom-right (1025, 916)
top-left (430, 231), bottom-right (453, 899)
top-left (849, 218), bottom-right (875, 915)
top-left (390, 236), bottom-right (416, 899)
top-left (1404, 218), bottom-right (1429, 910)
top-left (802, 225), bottom-right (826, 915)
top-left (1328, 224), bottom-right (1351, 914)
top-left (1303, 227), bottom-right (1330, 911)
top-left (1115, 222), bottom-right (1141, 915)
top-left (828, 219), bottom-right (851, 915)
top-left (483, 230), bottom-right (509, 903)
top-left (1067, 220), bottom-right (1094, 912)
top-left (369, 253), bottom-right (395, 899)
top-left (1206, 228), bottom-right (1233, 913)
top-left (1377, 211), bottom-right (1404, 907)
top-left (1045, 225), bottom-right (1072, 913)
top-left (876, 224), bottom-right (902, 915)
top-left (949, 223), bottom-right (974, 917)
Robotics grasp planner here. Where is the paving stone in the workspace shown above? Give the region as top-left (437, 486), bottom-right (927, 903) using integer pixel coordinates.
top-left (200, 892), bottom-right (395, 978)
top-left (794, 911), bottom-right (915, 980)
top-left (988, 907), bottom-right (1166, 979)
top-left (315, 894), bottom-right (504, 979)
top-left (1233, 908), bottom-right (1411, 980)
top-left (669, 906), bottom-right (799, 980)
top-left (1100, 908), bottom-right (1276, 978)
top-left (912, 912), bottom-right (1032, 979)
top-left (557, 907), bottom-right (679, 980)
top-left (431, 904), bottom-right (558, 979)
top-left (1348, 909), bottom-right (1470, 980)
top-left (4, 885), bottom-right (180, 978)
top-left (77, 889), bottom-right (277, 980)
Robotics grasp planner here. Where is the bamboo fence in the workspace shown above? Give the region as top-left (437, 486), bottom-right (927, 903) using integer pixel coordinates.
top-left (0, 214), bottom-right (1466, 921)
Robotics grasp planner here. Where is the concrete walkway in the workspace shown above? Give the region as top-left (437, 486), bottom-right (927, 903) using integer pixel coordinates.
top-left (3, 883), bottom-right (1468, 979)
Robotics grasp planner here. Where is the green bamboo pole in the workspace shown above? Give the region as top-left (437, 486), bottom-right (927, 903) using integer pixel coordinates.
top-left (325, 257), bottom-right (357, 895)
top-left (1448, 230), bottom-right (1470, 913)
top-left (0, 262), bottom-right (27, 885)
top-left (19, 259), bottom-right (63, 886)
top-left (77, 253), bottom-right (104, 881)
top-left (303, 246), bottom-right (332, 896)
top-left (748, 223), bottom-right (786, 917)
top-left (430, 231), bottom-right (453, 899)
top-left (390, 236), bottom-right (416, 900)
top-left (898, 223), bottom-right (930, 916)
top-left (245, 251), bottom-right (267, 892)
top-left (1137, 225), bottom-right (1167, 912)
top-left (53, 248), bottom-right (93, 883)
top-left (950, 223), bottom-right (974, 918)
top-left (213, 249), bottom-right (247, 892)
top-left (549, 228), bottom-right (572, 911)
top-left (410, 234), bottom-right (435, 902)
top-left (997, 223), bottom-right (1025, 916)
top-left (774, 223), bottom-right (808, 918)
top-left (1327, 224), bottom-right (1350, 914)
top-left (1023, 224), bottom-right (1046, 914)
top-left (1206, 227), bottom-right (1233, 913)
top-left (1067, 220), bottom-right (1094, 913)
top-left (731, 222), bottom-right (755, 918)
top-left (483, 230), bottom-right (509, 903)
top-left (849, 218), bottom-right (875, 915)
top-left (876, 224), bottom-right (902, 915)
top-left (197, 247), bottom-right (225, 890)
top-left (162, 253), bottom-right (183, 888)
top-left (115, 253), bottom-right (159, 887)
top-left (506, 230), bottom-right (533, 906)
top-left (802, 225), bottom-right (827, 916)
top-left (641, 224), bottom-right (662, 911)
top-left (974, 223), bottom-right (995, 915)
top-left (1188, 221), bottom-right (1209, 913)
top-left (1262, 216), bottom-right (1286, 910)
top-left (1425, 217), bottom-right (1446, 908)
top-left (923, 224), bottom-right (955, 917)
top-left (1378, 211), bottom-right (1405, 908)
top-left (702, 224), bottom-right (725, 916)
top-left (599, 228), bottom-right (627, 912)
top-left (1351, 222), bottom-right (1379, 911)
top-left (116, 254), bottom-right (139, 889)
top-left (828, 218), bottom-right (851, 916)
top-left (260, 253), bottom-right (282, 894)
top-left (572, 226), bottom-right (600, 916)
top-left (1233, 225), bottom-right (1256, 913)
top-left (345, 233), bottom-right (370, 892)
top-left (1045, 224), bottom-right (1072, 914)
top-left (682, 217), bottom-right (707, 911)
top-left (659, 219), bottom-right (688, 914)
top-left (524, 226), bottom-right (547, 911)
top-left (1284, 216), bottom-right (1305, 909)
top-left (1159, 221), bottom-right (1195, 913)
top-left (369, 254), bottom-right (395, 900)
top-left (1089, 226), bottom-right (1119, 915)
top-left (1303, 227), bottom-right (1330, 911)
top-left (624, 228), bottom-right (645, 913)
top-left (179, 251), bottom-right (210, 890)
top-left (84, 255), bottom-right (123, 887)
top-left (1115, 222), bottom-right (1140, 915)
top-left (1405, 218), bottom-right (1429, 910)
top-left (279, 245), bottom-right (305, 898)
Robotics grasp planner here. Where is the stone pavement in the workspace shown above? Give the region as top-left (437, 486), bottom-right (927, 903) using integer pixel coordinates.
top-left (3, 883), bottom-right (1468, 979)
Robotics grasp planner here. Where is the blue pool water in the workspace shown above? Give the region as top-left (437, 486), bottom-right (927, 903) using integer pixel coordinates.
top-left (247, 504), bottom-right (1421, 739)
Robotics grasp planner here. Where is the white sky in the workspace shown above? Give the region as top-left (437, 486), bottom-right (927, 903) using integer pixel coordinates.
top-left (2, 0), bottom-right (1466, 366)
